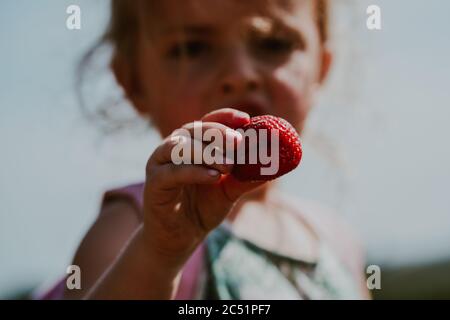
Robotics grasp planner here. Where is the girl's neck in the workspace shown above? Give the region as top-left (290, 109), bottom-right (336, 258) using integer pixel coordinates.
top-left (226, 182), bottom-right (274, 223)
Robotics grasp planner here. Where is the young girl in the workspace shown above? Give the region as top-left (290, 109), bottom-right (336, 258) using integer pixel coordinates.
top-left (46, 0), bottom-right (369, 300)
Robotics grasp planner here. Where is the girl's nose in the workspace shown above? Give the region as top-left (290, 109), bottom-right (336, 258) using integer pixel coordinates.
top-left (217, 47), bottom-right (261, 97)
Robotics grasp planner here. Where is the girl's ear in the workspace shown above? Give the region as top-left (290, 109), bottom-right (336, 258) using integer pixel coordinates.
top-left (318, 46), bottom-right (333, 85)
top-left (111, 53), bottom-right (149, 116)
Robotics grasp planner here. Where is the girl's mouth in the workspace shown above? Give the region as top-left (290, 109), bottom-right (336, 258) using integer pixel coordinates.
top-left (229, 99), bottom-right (269, 118)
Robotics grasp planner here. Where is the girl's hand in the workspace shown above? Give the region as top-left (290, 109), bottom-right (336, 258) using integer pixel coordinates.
top-left (142, 108), bottom-right (264, 268)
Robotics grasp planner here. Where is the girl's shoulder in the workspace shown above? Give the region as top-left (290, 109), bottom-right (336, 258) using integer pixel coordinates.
top-left (271, 190), bottom-right (362, 251)
top-left (231, 189), bottom-right (365, 277)
top-left (269, 190), bottom-right (366, 283)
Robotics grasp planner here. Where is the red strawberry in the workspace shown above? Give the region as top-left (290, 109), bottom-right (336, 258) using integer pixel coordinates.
top-left (231, 115), bottom-right (302, 181)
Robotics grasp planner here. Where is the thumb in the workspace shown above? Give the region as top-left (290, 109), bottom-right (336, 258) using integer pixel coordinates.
top-left (202, 108), bottom-right (250, 129)
top-left (197, 174), bottom-right (266, 231)
top-left (219, 174), bottom-right (266, 203)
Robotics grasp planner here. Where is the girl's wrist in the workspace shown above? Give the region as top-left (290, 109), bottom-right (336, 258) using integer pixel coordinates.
top-left (135, 225), bottom-right (185, 280)
top-left (140, 218), bottom-right (203, 272)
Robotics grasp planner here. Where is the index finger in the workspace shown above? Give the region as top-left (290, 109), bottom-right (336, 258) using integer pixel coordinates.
top-left (202, 108), bottom-right (250, 129)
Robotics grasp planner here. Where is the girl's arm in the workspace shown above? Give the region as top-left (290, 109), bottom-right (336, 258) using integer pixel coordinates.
top-left (63, 200), bottom-right (182, 299)
top-left (85, 224), bottom-right (183, 299)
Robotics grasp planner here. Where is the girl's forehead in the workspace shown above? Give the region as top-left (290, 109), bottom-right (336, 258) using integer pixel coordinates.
top-left (139, 0), bottom-right (315, 34)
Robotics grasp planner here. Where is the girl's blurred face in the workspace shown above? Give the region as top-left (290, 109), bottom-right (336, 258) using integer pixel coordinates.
top-left (132, 0), bottom-right (327, 137)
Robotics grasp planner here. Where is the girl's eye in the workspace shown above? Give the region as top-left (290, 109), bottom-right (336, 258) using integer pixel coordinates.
top-left (167, 40), bottom-right (211, 60)
top-left (252, 36), bottom-right (302, 57)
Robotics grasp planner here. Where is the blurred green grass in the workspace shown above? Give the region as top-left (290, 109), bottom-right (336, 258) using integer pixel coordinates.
top-left (371, 259), bottom-right (450, 300)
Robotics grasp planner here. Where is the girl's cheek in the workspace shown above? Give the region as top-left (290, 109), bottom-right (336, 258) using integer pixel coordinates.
top-left (269, 53), bottom-right (319, 130)
top-left (270, 66), bottom-right (311, 129)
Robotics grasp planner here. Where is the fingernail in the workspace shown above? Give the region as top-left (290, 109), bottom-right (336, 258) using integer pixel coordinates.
top-left (207, 169), bottom-right (220, 177)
